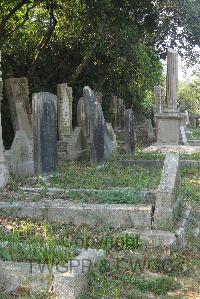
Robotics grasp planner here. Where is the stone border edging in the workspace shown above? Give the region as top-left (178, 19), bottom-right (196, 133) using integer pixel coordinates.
top-left (0, 248), bottom-right (105, 299)
top-left (0, 201), bottom-right (152, 228)
top-left (121, 159), bottom-right (200, 169)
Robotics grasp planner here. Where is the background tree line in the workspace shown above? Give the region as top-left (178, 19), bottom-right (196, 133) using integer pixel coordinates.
top-left (0, 0), bottom-right (199, 144)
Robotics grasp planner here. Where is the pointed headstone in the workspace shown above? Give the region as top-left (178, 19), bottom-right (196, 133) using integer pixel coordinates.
top-left (57, 83), bottom-right (73, 141)
top-left (32, 92), bottom-right (57, 174)
top-left (4, 77), bottom-right (32, 139)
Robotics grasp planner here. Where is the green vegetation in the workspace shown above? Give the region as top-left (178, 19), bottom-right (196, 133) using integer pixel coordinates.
top-left (49, 161), bottom-right (161, 190)
top-left (178, 75), bottom-right (200, 115)
top-left (130, 150), bottom-right (200, 161)
top-left (180, 167), bottom-right (200, 202)
top-left (192, 128), bottom-right (200, 139)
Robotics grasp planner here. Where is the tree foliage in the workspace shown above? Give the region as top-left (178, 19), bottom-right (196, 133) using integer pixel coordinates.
top-left (0, 0), bottom-right (199, 112)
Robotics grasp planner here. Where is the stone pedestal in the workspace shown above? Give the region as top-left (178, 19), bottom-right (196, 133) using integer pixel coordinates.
top-left (155, 113), bottom-right (184, 145)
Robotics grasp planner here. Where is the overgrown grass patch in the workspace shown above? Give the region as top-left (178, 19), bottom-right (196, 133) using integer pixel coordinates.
top-left (192, 128), bottom-right (200, 139)
top-left (48, 160), bottom-right (161, 191)
top-left (180, 167), bottom-right (200, 201)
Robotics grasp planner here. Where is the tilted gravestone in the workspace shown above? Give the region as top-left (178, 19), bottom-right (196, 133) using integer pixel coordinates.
top-left (124, 109), bottom-right (135, 154)
top-left (67, 127), bottom-right (89, 161)
top-left (32, 92), bottom-right (57, 174)
top-left (0, 51), bottom-right (9, 187)
top-left (57, 83), bottom-right (73, 141)
top-left (90, 102), bottom-right (105, 164)
top-left (5, 130), bottom-right (34, 177)
top-left (4, 77), bottom-right (32, 140)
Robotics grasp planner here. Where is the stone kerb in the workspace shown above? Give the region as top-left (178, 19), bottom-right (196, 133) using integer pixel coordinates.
top-left (154, 153), bottom-right (180, 228)
top-left (0, 248), bottom-right (105, 299)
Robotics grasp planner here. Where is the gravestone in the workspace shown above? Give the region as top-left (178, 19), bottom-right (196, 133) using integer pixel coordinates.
top-left (124, 109), bottom-right (135, 154)
top-left (4, 77), bottom-right (32, 140)
top-left (145, 119), bottom-right (155, 140)
top-left (57, 83), bottom-right (73, 141)
top-left (155, 48), bottom-right (184, 145)
top-left (0, 51), bottom-right (9, 187)
top-left (67, 127), bottom-right (89, 161)
top-left (5, 130), bottom-right (34, 177)
top-left (154, 86), bottom-right (163, 114)
top-left (83, 86), bottom-right (96, 137)
top-left (77, 97), bottom-right (87, 137)
top-left (32, 92), bottom-right (57, 174)
top-left (109, 96), bottom-right (118, 131)
top-left (90, 102), bottom-right (105, 164)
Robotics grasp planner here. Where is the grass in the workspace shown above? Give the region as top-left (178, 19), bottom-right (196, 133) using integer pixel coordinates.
top-left (180, 167), bottom-right (200, 201)
top-left (49, 160), bottom-right (161, 190)
top-left (192, 128), bottom-right (200, 139)
top-left (0, 219), bottom-right (141, 263)
top-left (130, 150), bottom-right (200, 161)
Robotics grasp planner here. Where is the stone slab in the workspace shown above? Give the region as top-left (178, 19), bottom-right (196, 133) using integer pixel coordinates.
top-left (143, 145), bottom-right (200, 154)
top-left (123, 229), bottom-right (177, 248)
top-left (0, 201), bottom-right (152, 228)
top-left (121, 159), bottom-right (200, 169)
top-left (0, 248), bottom-right (105, 298)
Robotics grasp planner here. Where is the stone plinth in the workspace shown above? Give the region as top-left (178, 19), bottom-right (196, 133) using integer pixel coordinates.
top-left (155, 113), bottom-right (185, 145)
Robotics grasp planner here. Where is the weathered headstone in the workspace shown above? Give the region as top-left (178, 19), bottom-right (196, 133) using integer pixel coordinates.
top-left (77, 97), bottom-right (87, 137)
top-left (67, 127), bottom-right (89, 161)
top-left (166, 48), bottom-right (178, 112)
top-left (83, 86), bottom-right (96, 137)
top-left (109, 96), bottom-right (118, 131)
top-left (32, 92), bottom-right (57, 174)
top-left (90, 102), bottom-right (105, 164)
top-left (154, 85), bottom-right (163, 114)
top-left (117, 98), bottom-right (126, 130)
top-left (124, 109), bottom-right (135, 154)
top-left (4, 77), bottom-right (32, 139)
top-left (5, 130), bottom-right (34, 177)
top-left (180, 126), bottom-right (188, 145)
top-left (145, 119), bottom-right (155, 140)
top-left (57, 83), bottom-right (73, 141)
top-left (0, 51), bottom-right (9, 187)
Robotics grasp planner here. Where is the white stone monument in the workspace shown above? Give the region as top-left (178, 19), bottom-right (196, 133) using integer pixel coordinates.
top-left (155, 48), bottom-right (184, 145)
top-left (0, 51), bottom-right (9, 187)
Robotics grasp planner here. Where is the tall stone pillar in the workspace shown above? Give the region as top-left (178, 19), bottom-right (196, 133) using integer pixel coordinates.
top-left (57, 83), bottom-right (73, 141)
top-left (0, 51), bottom-right (9, 187)
top-left (166, 48), bottom-right (178, 112)
top-left (155, 48), bottom-right (184, 145)
top-left (4, 77), bottom-right (32, 140)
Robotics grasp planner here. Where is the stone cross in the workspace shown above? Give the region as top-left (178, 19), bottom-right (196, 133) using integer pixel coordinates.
top-left (124, 109), bottom-right (135, 154)
top-left (32, 92), bottom-right (58, 174)
top-left (57, 83), bottom-right (73, 141)
top-left (166, 48), bottom-right (178, 112)
top-left (4, 77), bottom-right (32, 140)
top-left (154, 85), bottom-right (163, 114)
top-left (0, 51), bottom-right (9, 187)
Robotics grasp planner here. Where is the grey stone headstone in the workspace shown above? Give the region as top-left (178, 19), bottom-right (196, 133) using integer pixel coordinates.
top-left (32, 92), bottom-right (57, 175)
top-left (90, 102), bottom-right (105, 164)
top-left (67, 126), bottom-right (89, 161)
top-left (5, 130), bottom-right (34, 177)
top-left (124, 109), bottom-right (135, 154)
